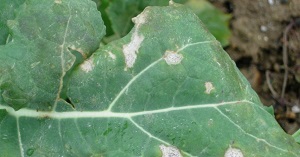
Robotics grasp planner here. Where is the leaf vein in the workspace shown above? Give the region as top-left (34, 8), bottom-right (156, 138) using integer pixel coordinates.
top-left (106, 58), bottom-right (163, 111)
top-left (0, 100), bottom-right (249, 118)
top-left (16, 118), bottom-right (25, 157)
top-left (214, 107), bottom-right (297, 156)
top-left (52, 11), bottom-right (72, 111)
top-left (129, 118), bottom-right (194, 157)
top-left (176, 40), bottom-right (215, 53)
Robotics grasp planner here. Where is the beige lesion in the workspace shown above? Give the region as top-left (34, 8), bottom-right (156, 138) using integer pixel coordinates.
top-left (205, 82), bottom-right (215, 94)
top-left (122, 9), bottom-right (149, 70)
top-left (163, 50), bottom-right (183, 65)
top-left (159, 145), bottom-right (183, 157)
top-left (122, 32), bottom-right (144, 69)
top-left (224, 146), bottom-right (244, 157)
top-left (54, 0), bottom-right (62, 4)
top-left (80, 58), bottom-right (94, 73)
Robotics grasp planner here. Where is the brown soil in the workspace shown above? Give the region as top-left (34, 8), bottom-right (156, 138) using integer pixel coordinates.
top-left (210, 0), bottom-right (300, 134)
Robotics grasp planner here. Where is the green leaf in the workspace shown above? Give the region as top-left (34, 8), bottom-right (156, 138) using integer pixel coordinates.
top-left (185, 0), bottom-right (231, 47)
top-left (0, 1), bottom-right (299, 157)
top-left (293, 129), bottom-right (300, 144)
top-left (105, 0), bottom-right (186, 39)
top-left (0, 0), bottom-right (105, 110)
top-left (106, 0), bottom-right (139, 38)
top-left (105, 0), bottom-right (230, 47)
top-left (94, 0), bottom-right (115, 37)
top-left (0, 0), bottom-right (25, 45)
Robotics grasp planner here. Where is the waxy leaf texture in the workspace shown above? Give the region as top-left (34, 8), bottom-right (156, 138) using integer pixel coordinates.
top-left (0, 0), bottom-right (299, 156)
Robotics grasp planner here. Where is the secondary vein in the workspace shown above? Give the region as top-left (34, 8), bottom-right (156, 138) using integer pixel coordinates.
top-left (106, 58), bottom-right (163, 111)
top-left (16, 118), bottom-right (25, 157)
top-left (52, 14), bottom-right (72, 112)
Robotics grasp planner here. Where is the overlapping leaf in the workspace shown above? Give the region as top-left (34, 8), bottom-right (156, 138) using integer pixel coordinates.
top-left (0, 0), bottom-right (105, 110)
top-left (0, 1), bottom-right (299, 157)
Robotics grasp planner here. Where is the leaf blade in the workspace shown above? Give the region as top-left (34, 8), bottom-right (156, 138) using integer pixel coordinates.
top-left (0, 1), bottom-right (299, 157)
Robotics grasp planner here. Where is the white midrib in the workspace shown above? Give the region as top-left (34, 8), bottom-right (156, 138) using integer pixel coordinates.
top-left (0, 100), bottom-right (247, 119)
top-left (2, 100), bottom-right (295, 156)
top-left (2, 100), bottom-right (245, 157)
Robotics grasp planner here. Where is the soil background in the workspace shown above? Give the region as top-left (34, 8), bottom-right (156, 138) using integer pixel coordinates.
top-left (210, 0), bottom-right (300, 134)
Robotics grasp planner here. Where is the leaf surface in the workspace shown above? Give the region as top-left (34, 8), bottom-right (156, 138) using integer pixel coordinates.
top-left (0, 1), bottom-right (299, 157)
top-left (105, 0), bottom-right (230, 46)
top-left (293, 130), bottom-right (300, 144)
top-left (0, 0), bottom-right (105, 110)
top-left (0, 0), bottom-right (25, 45)
top-left (185, 0), bottom-right (231, 47)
